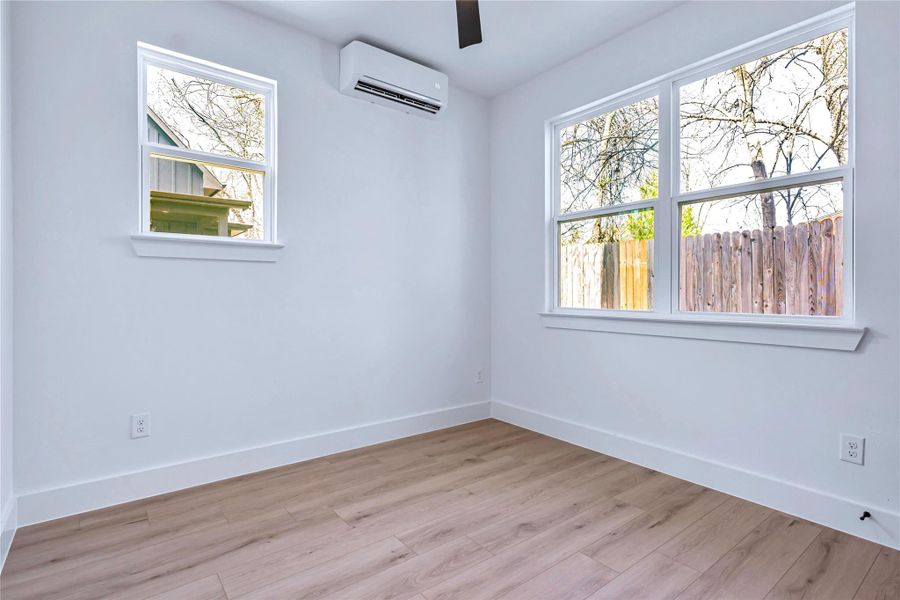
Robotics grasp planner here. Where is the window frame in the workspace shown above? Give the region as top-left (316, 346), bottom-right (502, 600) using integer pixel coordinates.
top-left (546, 7), bottom-right (855, 327)
top-left (136, 42), bottom-right (279, 247)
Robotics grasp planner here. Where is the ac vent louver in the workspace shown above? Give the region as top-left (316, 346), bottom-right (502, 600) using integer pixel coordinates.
top-left (353, 81), bottom-right (441, 115)
top-left (340, 42), bottom-right (448, 119)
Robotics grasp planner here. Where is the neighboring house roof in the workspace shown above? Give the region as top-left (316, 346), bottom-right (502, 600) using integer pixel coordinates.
top-left (147, 108), bottom-right (224, 196)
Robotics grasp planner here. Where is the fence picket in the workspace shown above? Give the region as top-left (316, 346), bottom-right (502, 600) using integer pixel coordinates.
top-left (740, 231), bottom-right (752, 312)
top-left (819, 218), bottom-right (836, 315)
top-left (774, 226), bottom-right (786, 314)
top-left (696, 235), bottom-right (704, 310)
top-left (784, 225), bottom-right (797, 314)
top-left (762, 228), bottom-right (775, 314)
top-left (712, 233), bottom-right (723, 312)
top-left (808, 221), bottom-right (821, 315)
top-left (798, 223), bottom-right (810, 315)
top-left (730, 231), bottom-right (742, 313)
top-left (720, 232), bottom-right (733, 312)
top-left (750, 230), bottom-right (764, 313)
top-left (834, 217), bottom-right (844, 316)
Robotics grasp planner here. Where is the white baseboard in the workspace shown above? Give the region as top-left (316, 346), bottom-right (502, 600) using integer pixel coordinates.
top-left (492, 400), bottom-right (900, 550)
top-left (16, 401), bottom-right (491, 527)
top-left (12, 398), bottom-right (899, 552)
top-left (1, 495), bottom-right (16, 570)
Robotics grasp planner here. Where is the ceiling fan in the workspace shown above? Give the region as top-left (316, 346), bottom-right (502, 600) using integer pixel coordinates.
top-left (455, 0), bottom-right (483, 49)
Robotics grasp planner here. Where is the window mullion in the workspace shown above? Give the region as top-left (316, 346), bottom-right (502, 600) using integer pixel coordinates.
top-left (654, 83), bottom-right (674, 315)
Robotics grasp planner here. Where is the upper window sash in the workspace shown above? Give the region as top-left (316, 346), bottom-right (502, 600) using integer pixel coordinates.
top-left (674, 18), bottom-right (852, 195)
top-left (552, 87), bottom-right (662, 217)
top-left (137, 43), bottom-right (277, 167)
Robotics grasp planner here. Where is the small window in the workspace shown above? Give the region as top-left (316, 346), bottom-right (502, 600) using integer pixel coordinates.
top-left (138, 44), bottom-right (276, 242)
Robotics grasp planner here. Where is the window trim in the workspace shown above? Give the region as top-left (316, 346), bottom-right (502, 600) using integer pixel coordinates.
top-left (134, 42), bottom-right (280, 259)
top-left (545, 5), bottom-right (857, 340)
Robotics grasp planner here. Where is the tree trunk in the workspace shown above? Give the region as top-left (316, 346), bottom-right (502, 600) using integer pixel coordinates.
top-left (733, 65), bottom-right (776, 230)
top-left (751, 160), bottom-right (777, 230)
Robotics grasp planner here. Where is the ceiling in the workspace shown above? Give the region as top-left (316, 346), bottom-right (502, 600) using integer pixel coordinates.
top-left (232, 1), bottom-right (681, 97)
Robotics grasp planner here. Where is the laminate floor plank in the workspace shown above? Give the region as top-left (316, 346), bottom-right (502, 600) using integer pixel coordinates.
top-left (583, 485), bottom-right (728, 572)
top-left (461, 448), bottom-right (608, 497)
top-left (333, 456), bottom-right (519, 525)
top-left (235, 536), bottom-right (414, 600)
top-left (587, 552), bottom-right (700, 600)
top-left (675, 513), bottom-right (822, 600)
top-left (2, 419), bottom-right (890, 600)
top-left (282, 456), bottom-right (450, 519)
top-left (6, 509), bottom-right (347, 600)
top-left (422, 499), bottom-right (644, 600)
top-left (142, 575), bottom-right (228, 600)
top-left (658, 496), bottom-right (773, 572)
top-left (217, 525), bottom-right (396, 598)
top-left (494, 552), bottom-right (618, 600)
top-left (853, 546), bottom-right (900, 600)
top-left (763, 529), bottom-right (881, 600)
top-left (398, 457), bottom-right (645, 555)
top-left (468, 463), bottom-right (649, 555)
top-left (320, 536), bottom-right (491, 600)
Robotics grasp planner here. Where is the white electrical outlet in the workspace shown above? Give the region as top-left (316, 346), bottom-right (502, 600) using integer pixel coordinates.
top-left (131, 413), bottom-right (150, 439)
top-left (476, 370), bottom-right (484, 384)
top-left (840, 434), bottom-right (864, 465)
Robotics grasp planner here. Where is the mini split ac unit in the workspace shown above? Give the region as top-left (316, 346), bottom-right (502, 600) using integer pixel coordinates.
top-left (339, 41), bottom-right (448, 119)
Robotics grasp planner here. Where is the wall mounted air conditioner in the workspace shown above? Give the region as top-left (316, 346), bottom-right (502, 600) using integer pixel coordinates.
top-left (339, 41), bottom-right (448, 119)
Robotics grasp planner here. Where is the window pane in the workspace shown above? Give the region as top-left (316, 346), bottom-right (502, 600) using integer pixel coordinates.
top-left (560, 97), bottom-right (658, 214)
top-left (147, 65), bottom-right (265, 162)
top-left (559, 209), bottom-right (654, 310)
top-left (680, 30), bottom-right (848, 192)
top-left (678, 181), bottom-right (843, 315)
top-left (148, 154), bottom-right (264, 239)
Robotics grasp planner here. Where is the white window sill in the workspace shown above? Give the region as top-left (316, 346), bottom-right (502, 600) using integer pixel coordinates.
top-left (540, 311), bottom-right (865, 351)
top-left (130, 234), bottom-right (284, 262)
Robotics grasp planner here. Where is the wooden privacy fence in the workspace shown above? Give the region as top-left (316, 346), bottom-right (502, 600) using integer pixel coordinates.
top-left (680, 216), bottom-right (843, 315)
top-left (560, 239), bottom-right (653, 310)
top-left (559, 216), bottom-right (843, 315)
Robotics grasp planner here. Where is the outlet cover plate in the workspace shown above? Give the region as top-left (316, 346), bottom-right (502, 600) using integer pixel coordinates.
top-left (840, 433), bottom-right (864, 465)
top-left (131, 413), bottom-right (150, 439)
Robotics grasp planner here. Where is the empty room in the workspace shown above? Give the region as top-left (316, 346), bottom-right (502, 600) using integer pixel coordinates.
top-left (0, 0), bottom-right (898, 598)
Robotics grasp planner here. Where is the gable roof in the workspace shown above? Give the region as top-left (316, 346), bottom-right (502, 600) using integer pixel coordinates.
top-left (147, 108), bottom-right (224, 196)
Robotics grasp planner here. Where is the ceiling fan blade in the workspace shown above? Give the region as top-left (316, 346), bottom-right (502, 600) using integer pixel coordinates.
top-left (456, 0), bottom-right (483, 49)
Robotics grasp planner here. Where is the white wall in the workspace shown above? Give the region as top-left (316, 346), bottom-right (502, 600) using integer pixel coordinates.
top-left (490, 1), bottom-right (900, 547)
top-left (1, 0), bottom-right (16, 564)
top-left (11, 1), bottom-right (491, 519)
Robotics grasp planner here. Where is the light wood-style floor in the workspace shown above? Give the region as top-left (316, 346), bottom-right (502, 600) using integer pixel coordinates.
top-left (1, 420), bottom-right (898, 600)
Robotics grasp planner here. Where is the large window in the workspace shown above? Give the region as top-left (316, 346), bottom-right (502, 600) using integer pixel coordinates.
top-left (550, 13), bottom-right (852, 321)
top-left (138, 44), bottom-right (277, 243)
